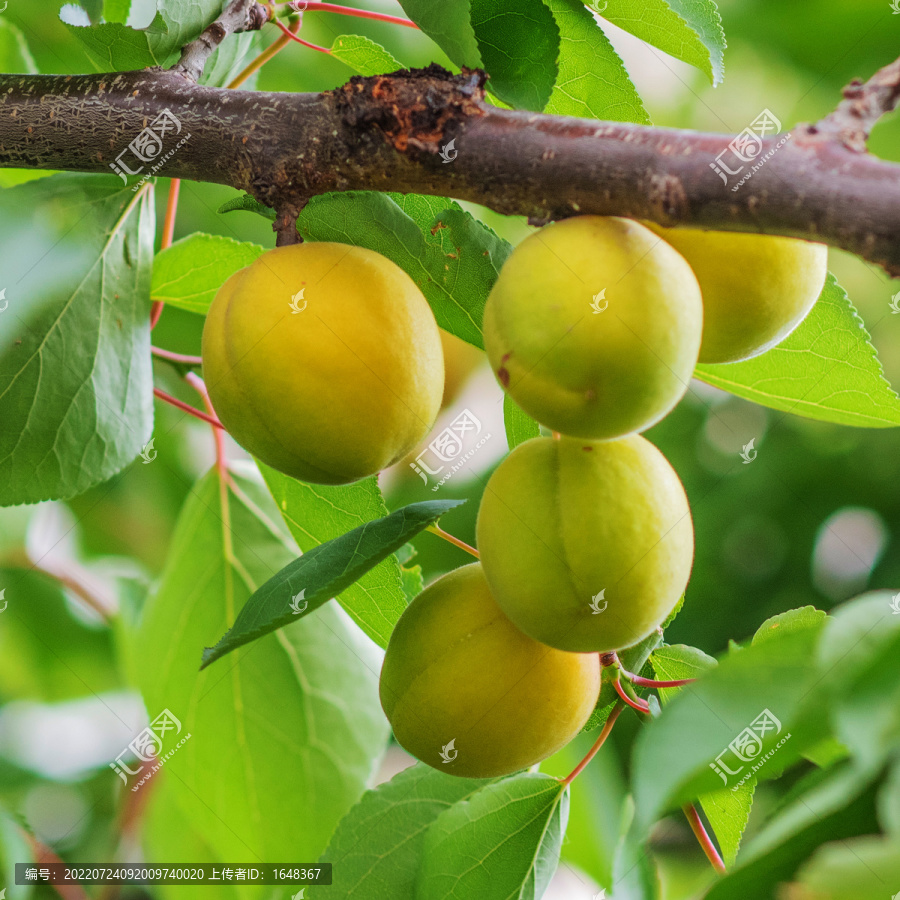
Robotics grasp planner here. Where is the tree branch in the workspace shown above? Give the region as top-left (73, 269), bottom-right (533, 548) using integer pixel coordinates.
top-left (1, 57), bottom-right (900, 274)
top-left (171, 0), bottom-right (273, 82)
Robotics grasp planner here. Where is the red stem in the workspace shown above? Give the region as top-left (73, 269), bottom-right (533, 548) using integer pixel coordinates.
top-left (150, 179), bottom-right (181, 329)
top-left (561, 702), bottom-right (624, 786)
top-left (154, 387), bottom-right (225, 429)
top-left (613, 677), bottom-right (651, 713)
top-left (623, 670), bottom-right (698, 689)
top-left (151, 346), bottom-right (204, 366)
top-left (283, 1), bottom-right (418, 28)
top-left (186, 372), bottom-right (228, 478)
top-left (274, 17), bottom-right (332, 53)
top-left (683, 803), bottom-right (727, 873)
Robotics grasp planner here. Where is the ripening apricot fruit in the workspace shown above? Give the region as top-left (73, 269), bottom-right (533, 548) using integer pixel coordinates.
top-left (477, 434), bottom-right (693, 653)
top-left (482, 216), bottom-right (703, 440)
top-left (379, 564), bottom-right (601, 778)
top-left (645, 225), bottom-right (828, 364)
top-left (202, 243), bottom-right (444, 485)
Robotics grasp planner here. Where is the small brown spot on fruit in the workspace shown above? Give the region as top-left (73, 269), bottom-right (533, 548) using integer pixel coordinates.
top-left (497, 367), bottom-right (510, 387)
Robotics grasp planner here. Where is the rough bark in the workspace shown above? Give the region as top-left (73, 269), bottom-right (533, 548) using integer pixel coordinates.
top-left (1, 56), bottom-right (899, 274)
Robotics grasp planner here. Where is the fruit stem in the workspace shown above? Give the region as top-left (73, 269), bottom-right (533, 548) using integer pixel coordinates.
top-left (228, 16), bottom-right (300, 88)
top-left (279, 1), bottom-right (418, 29)
top-left (273, 16), bottom-right (332, 53)
top-left (150, 178), bottom-right (181, 329)
top-left (613, 675), bottom-right (652, 714)
top-left (426, 524), bottom-right (480, 558)
top-left (622, 670), bottom-right (697, 689)
top-left (151, 346), bottom-right (204, 366)
top-left (154, 387), bottom-right (225, 430)
top-left (186, 372), bottom-right (229, 478)
top-left (560, 702), bottom-right (624, 787)
top-left (683, 803), bottom-right (727, 874)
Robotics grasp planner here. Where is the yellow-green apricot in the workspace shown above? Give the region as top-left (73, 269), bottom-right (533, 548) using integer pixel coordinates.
top-left (483, 216), bottom-right (703, 440)
top-left (645, 225), bottom-right (828, 364)
top-left (477, 434), bottom-right (693, 653)
top-left (202, 243), bottom-right (444, 485)
top-left (379, 563), bottom-right (601, 778)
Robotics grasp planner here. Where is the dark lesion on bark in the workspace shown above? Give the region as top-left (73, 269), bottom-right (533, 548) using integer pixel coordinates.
top-left (333, 65), bottom-right (488, 158)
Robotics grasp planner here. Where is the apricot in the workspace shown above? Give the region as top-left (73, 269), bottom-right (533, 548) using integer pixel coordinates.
top-left (477, 434), bottom-right (693, 653)
top-left (379, 564), bottom-right (601, 778)
top-left (202, 243), bottom-right (444, 485)
top-left (482, 216), bottom-right (703, 440)
top-left (645, 225), bottom-right (828, 364)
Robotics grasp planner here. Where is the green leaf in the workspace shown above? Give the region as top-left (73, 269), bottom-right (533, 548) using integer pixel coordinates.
top-left (705, 761), bottom-right (880, 900)
top-left (503, 395), bottom-right (541, 451)
top-left (0, 18), bottom-right (38, 74)
top-left (64, 0), bottom-right (257, 77)
top-left (331, 34), bottom-right (403, 75)
top-left (260, 466), bottom-right (410, 649)
top-left (151, 234), bottom-right (264, 316)
top-left (313, 763), bottom-right (490, 899)
top-left (651, 645), bottom-right (751, 868)
top-left (752, 606), bottom-right (827, 647)
top-left (396, 0), bottom-right (481, 69)
top-left (469, 0), bottom-right (561, 111)
top-left (794, 837), bottom-right (900, 900)
top-left (202, 498), bottom-right (464, 668)
top-left (544, 0), bottom-right (650, 124)
top-left (104, 0), bottom-right (132, 24)
top-left (416, 773), bottom-right (568, 899)
top-left (0, 174), bottom-right (154, 506)
top-left (0, 569), bottom-right (118, 701)
top-left (541, 731), bottom-right (628, 890)
top-left (696, 274), bottom-right (900, 428)
top-left (220, 190), bottom-right (512, 349)
top-left (599, 0), bottom-right (726, 86)
top-left (137, 465), bottom-right (389, 861)
top-left (633, 621), bottom-right (830, 833)
top-left (63, 10), bottom-right (170, 71)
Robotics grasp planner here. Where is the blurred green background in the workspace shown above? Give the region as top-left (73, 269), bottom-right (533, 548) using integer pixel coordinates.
top-left (1, 1), bottom-right (899, 897)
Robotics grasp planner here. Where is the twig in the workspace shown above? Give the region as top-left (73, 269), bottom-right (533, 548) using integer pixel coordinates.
top-left (561, 702), bottom-right (624, 786)
top-left (281, 1), bottom-right (418, 28)
top-left (186, 372), bottom-right (229, 478)
top-left (228, 15), bottom-right (301, 88)
top-left (613, 676), bottom-right (651, 714)
top-left (273, 16), bottom-right (331, 53)
top-left (683, 803), bottom-right (727, 874)
top-left (426, 523), bottom-right (479, 558)
top-left (154, 387), bottom-right (225, 429)
top-left (150, 178), bottom-right (181, 328)
top-left (622, 670), bottom-right (697, 689)
top-left (173, 0), bottom-right (273, 82)
top-left (151, 346), bottom-right (204, 366)
top-left (813, 55), bottom-right (900, 151)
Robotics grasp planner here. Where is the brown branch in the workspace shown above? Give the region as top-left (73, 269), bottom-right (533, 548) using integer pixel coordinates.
top-left (813, 54), bottom-right (900, 151)
top-left (172, 0), bottom-right (273, 82)
top-left (1, 59), bottom-right (900, 274)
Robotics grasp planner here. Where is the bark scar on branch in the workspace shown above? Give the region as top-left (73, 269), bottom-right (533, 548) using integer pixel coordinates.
top-left (173, 0), bottom-right (273, 82)
top-left (334, 64), bottom-right (487, 156)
